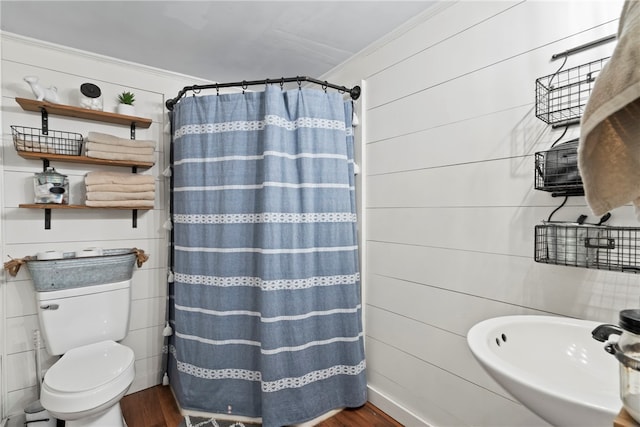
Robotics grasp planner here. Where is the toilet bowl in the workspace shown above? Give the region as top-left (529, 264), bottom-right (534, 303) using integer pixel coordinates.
top-left (34, 278), bottom-right (136, 427)
top-left (40, 340), bottom-right (135, 427)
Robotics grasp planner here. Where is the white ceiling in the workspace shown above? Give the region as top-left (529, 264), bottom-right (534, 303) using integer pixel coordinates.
top-left (0, 1), bottom-right (436, 83)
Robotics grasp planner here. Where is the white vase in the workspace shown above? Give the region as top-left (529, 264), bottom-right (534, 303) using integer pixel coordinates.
top-left (116, 104), bottom-right (135, 116)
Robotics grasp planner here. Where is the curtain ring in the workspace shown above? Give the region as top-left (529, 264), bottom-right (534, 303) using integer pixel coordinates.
top-left (192, 88), bottom-right (201, 97)
top-left (322, 81), bottom-right (328, 93)
top-left (280, 78), bottom-right (285, 90)
top-left (215, 83), bottom-right (219, 96)
top-left (297, 77), bottom-right (302, 90)
top-left (242, 80), bottom-right (248, 94)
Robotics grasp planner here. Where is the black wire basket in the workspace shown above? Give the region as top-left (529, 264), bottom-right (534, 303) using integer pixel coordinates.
top-left (534, 138), bottom-right (584, 196)
top-left (535, 223), bottom-right (640, 273)
top-left (11, 125), bottom-right (83, 156)
top-left (535, 57), bottom-right (609, 126)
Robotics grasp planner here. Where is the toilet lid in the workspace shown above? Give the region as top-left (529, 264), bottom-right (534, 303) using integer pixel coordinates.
top-left (45, 340), bottom-right (134, 393)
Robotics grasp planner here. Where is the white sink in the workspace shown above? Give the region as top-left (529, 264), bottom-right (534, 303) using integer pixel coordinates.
top-left (467, 315), bottom-right (621, 427)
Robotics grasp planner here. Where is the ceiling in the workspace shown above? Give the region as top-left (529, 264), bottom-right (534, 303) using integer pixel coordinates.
top-left (0, 1), bottom-right (436, 83)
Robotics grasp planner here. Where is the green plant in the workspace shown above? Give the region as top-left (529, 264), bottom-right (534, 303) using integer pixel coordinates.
top-left (117, 91), bottom-right (135, 105)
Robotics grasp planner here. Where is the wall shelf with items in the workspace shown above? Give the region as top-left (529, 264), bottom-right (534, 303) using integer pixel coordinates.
top-left (535, 57), bottom-right (609, 128)
top-left (534, 223), bottom-right (640, 273)
top-left (13, 97), bottom-right (155, 230)
top-left (534, 138), bottom-right (584, 197)
top-left (532, 58), bottom-right (610, 197)
top-left (532, 39), bottom-right (624, 273)
top-left (15, 97), bottom-right (151, 138)
top-left (15, 149), bottom-right (154, 170)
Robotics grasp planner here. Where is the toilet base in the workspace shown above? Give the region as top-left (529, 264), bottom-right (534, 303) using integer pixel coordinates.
top-left (65, 402), bottom-right (127, 427)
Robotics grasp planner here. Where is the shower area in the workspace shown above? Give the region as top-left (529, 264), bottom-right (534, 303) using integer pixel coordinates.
top-left (165, 78), bottom-right (367, 427)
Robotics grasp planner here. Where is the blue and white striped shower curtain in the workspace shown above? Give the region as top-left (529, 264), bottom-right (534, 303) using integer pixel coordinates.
top-left (168, 85), bottom-right (366, 427)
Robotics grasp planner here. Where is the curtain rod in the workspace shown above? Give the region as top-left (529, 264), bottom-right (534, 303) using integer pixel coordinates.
top-left (166, 76), bottom-right (361, 110)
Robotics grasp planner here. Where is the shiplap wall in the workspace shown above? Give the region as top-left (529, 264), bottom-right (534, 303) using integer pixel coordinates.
top-left (323, 1), bottom-right (638, 426)
top-left (0, 33), bottom-right (211, 421)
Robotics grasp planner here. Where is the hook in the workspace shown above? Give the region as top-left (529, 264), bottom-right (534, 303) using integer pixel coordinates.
top-left (242, 80), bottom-right (248, 94)
top-left (280, 78), bottom-right (285, 90)
top-left (297, 77), bottom-right (302, 90)
top-left (596, 212), bottom-right (612, 226)
top-left (216, 83), bottom-right (219, 96)
top-left (548, 55), bottom-right (568, 89)
top-left (322, 81), bottom-right (328, 93)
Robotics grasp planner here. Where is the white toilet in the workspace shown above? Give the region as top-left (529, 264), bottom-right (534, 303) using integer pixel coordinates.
top-left (35, 279), bottom-right (135, 427)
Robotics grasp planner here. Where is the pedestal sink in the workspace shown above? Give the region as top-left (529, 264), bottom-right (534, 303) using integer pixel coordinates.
top-left (467, 315), bottom-right (621, 427)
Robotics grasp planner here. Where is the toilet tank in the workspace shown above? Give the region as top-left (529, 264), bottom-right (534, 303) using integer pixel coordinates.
top-left (35, 279), bottom-right (132, 355)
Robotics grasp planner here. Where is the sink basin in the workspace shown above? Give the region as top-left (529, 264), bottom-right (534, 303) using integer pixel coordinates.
top-left (467, 315), bottom-right (620, 427)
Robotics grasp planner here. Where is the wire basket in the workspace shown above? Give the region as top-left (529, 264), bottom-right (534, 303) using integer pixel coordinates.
top-left (11, 125), bottom-right (83, 156)
top-left (534, 138), bottom-right (584, 196)
top-left (534, 223), bottom-right (640, 273)
top-left (535, 57), bottom-right (609, 125)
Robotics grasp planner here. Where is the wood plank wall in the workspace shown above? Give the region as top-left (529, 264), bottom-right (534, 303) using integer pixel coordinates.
top-left (0, 33), bottom-right (212, 420)
top-left (323, 1), bottom-right (637, 426)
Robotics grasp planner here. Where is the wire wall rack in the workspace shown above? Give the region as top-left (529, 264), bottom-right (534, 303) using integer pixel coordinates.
top-left (534, 223), bottom-right (640, 273)
top-left (534, 138), bottom-right (583, 197)
top-left (535, 57), bottom-right (609, 126)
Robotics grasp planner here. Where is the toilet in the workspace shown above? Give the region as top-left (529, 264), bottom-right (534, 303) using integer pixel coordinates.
top-left (35, 279), bottom-right (135, 427)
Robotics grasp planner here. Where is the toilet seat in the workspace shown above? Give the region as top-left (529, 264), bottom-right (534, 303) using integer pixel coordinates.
top-left (41, 340), bottom-right (135, 417)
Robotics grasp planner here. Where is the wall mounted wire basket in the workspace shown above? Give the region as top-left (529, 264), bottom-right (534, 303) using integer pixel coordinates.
top-left (534, 223), bottom-right (640, 273)
top-left (534, 138), bottom-right (584, 196)
top-left (11, 125), bottom-right (83, 156)
top-left (535, 57), bottom-right (609, 126)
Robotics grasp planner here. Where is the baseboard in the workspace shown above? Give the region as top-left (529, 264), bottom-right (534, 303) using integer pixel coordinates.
top-left (367, 385), bottom-right (431, 427)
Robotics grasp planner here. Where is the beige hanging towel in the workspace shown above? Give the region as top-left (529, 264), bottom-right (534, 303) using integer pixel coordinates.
top-left (578, 0), bottom-right (640, 216)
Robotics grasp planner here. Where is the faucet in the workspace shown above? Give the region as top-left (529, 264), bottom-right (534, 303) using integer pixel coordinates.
top-left (591, 323), bottom-right (622, 342)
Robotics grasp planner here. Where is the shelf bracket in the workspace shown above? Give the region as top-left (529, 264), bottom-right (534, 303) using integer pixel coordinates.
top-left (130, 123), bottom-right (136, 140)
top-left (40, 108), bottom-right (49, 135)
top-left (44, 208), bottom-right (51, 230)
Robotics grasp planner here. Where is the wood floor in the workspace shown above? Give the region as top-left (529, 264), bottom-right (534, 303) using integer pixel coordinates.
top-left (121, 385), bottom-right (403, 427)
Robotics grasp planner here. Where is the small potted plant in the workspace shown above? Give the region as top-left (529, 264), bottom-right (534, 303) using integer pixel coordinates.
top-left (116, 91), bottom-right (136, 115)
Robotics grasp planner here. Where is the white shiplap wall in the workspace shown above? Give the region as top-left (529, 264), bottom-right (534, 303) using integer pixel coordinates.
top-left (0, 33), bottom-right (211, 421)
top-left (323, 1), bottom-right (637, 426)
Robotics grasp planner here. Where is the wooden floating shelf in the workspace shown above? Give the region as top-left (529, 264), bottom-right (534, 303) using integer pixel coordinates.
top-left (19, 203), bottom-right (152, 229)
top-left (15, 97), bottom-right (152, 128)
top-left (19, 204), bottom-right (153, 210)
top-left (14, 97), bottom-right (154, 229)
top-left (15, 151), bottom-right (154, 169)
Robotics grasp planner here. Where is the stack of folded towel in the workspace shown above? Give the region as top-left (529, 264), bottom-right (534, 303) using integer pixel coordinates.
top-left (85, 131), bottom-right (155, 163)
top-left (85, 171), bottom-right (155, 208)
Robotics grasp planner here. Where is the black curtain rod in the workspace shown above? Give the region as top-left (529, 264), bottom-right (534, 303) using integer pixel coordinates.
top-left (165, 76), bottom-right (361, 110)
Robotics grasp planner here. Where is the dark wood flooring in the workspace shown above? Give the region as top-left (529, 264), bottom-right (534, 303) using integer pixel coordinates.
top-left (121, 385), bottom-right (403, 427)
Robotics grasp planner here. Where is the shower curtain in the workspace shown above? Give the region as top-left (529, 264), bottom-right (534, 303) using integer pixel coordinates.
top-left (168, 85), bottom-right (366, 426)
